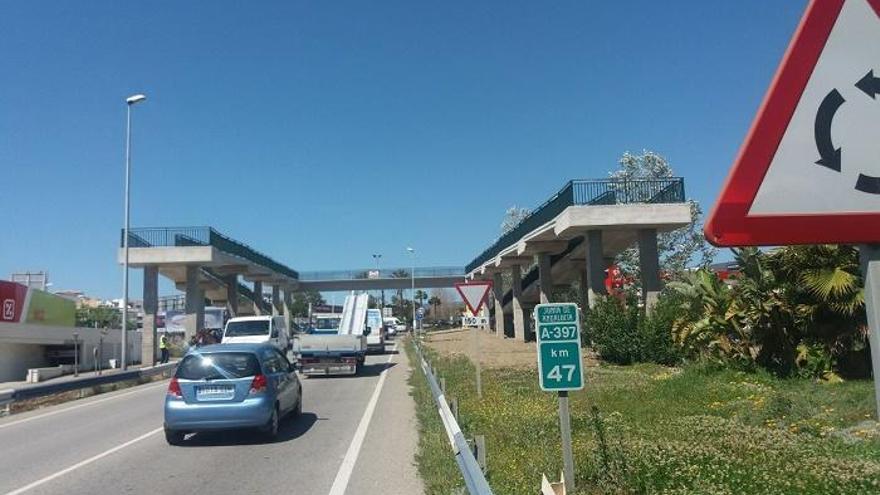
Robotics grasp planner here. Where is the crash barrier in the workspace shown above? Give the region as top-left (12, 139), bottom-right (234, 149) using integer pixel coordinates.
top-left (0, 362), bottom-right (177, 415)
top-left (413, 339), bottom-right (493, 495)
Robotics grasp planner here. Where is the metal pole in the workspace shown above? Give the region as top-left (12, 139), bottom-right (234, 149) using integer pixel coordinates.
top-left (859, 245), bottom-right (880, 420)
top-left (473, 318), bottom-right (482, 399)
top-left (121, 103), bottom-right (132, 371)
top-left (558, 391), bottom-right (575, 493)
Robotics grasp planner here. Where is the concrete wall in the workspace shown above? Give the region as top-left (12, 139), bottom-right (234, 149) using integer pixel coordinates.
top-left (0, 343), bottom-right (47, 383)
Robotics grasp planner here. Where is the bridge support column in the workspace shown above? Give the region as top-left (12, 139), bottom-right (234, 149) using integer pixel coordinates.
top-left (537, 252), bottom-right (553, 304)
top-left (283, 288), bottom-right (294, 335)
top-left (271, 284), bottom-right (283, 316)
top-left (638, 228), bottom-right (662, 311)
top-left (511, 266), bottom-right (525, 341)
top-left (224, 275), bottom-right (239, 317)
top-left (253, 281), bottom-right (264, 315)
top-left (141, 266), bottom-right (158, 366)
top-left (584, 230), bottom-right (607, 309)
top-left (492, 271), bottom-right (504, 337)
top-left (184, 265), bottom-right (204, 342)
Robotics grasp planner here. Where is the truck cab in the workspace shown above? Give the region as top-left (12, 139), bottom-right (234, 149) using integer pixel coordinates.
top-left (222, 316), bottom-right (290, 353)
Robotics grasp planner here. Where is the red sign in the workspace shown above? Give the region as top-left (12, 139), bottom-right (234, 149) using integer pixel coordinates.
top-left (454, 281), bottom-right (493, 316)
top-left (0, 281), bottom-right (28, 323)
top-left (705, 0), bottom-right (880, 247)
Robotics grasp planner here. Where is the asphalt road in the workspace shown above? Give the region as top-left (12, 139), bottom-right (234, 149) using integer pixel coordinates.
top-left (0, 340), bottom-right (423, 495)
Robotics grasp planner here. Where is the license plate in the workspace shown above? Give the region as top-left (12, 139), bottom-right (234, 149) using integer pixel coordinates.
top-left (196, 385), bottom-right (234, 400)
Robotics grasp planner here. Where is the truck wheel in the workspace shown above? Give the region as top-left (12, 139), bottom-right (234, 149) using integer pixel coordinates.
top-left (165, 428), bottom-right (185, 446)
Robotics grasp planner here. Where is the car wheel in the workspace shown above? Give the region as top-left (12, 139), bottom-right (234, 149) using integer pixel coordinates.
top-left (262, 406), bottom-right (279, 439)
top-left (164, 428), bottom-right (185, 446)
top-left (294, 392), bottom-right (302, 417)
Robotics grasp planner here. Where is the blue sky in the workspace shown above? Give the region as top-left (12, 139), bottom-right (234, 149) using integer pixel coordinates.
top-left (1, 1), bottom-right (807, 298)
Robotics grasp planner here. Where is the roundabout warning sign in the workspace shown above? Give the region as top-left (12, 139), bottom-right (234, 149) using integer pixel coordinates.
top-left (706, 0), bottom-right (880, 247)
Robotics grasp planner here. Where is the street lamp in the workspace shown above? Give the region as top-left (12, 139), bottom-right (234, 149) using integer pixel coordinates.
top-left (121, 93), bottom-right (146, 371)
top-left (372, 254), bottom-right (383, 308)
top-left (406, 247), bottom-right (415, 332)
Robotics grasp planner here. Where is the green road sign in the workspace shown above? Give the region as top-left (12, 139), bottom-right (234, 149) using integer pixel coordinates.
top-left (535, 303), bottom-right (584, 391)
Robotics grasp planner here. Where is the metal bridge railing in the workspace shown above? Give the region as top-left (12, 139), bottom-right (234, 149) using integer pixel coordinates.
top-left (121, 226), bottom-right (299, 280)
top-left (298, 266), bottom-right (465, 281)
top-left (465, 177), bottom-right (685, 273)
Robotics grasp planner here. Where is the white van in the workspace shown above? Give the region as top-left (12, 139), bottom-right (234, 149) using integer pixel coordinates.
top-left (222, 316), bottom-right (290, 352)
top-left (365, 309), bottom-right (386, 353)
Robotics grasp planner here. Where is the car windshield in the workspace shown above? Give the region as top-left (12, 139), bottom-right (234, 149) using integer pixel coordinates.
top-left (176, 352), bottom-right (261, 380)
top-left (224, 320), bottom-right (269, 337)
top-left (315, 318), bottom-right (340, 330)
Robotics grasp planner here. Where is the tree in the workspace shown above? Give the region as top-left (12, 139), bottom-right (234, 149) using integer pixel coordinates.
top-left (500, 206), bottom-right (530, 235)
top-left (289, 289), bottom-right (325, 317)
top-left (391, 269), bottom-right (410, 316)
top-left (414, 290), bottom-right (428, 309)
top-left (428, 295), bottom-right (442, 318)
top-left (76, 306), bottom-right (123, 329)
top-left (611, 151), bottom-right (716, 280)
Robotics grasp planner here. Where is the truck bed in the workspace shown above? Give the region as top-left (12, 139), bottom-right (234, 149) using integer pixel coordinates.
top-left (293, 334), bottom-right (367, 376)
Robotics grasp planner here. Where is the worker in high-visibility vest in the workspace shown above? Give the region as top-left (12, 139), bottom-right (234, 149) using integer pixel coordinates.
top-left (159, 334), bottom-right (170, 364)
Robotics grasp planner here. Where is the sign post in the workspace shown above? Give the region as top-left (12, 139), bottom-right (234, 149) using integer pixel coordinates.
top-left (454, 281), bottom-right (493, 400)
top-left (704, 0), bottom-right (880, 419)
top-left (536, 302), bottom-right (583, 493)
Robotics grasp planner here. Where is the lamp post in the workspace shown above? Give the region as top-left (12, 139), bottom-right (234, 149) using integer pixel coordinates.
top-left (121, 93), bottom-right (146, 371)
top-left (72, 332), bottom-right (79, 377)
top-left (406, 247), bottom-right (415, 332)
top-left (372, 253), bottom-right (383, 308)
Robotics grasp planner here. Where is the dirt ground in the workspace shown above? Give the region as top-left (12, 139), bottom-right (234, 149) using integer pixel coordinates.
top-left (425, 328), bottom-right (538, 369)
top-left (425, 327), bottom-right (600, 369)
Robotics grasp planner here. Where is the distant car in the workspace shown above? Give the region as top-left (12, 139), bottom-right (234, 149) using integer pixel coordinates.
top-left (383, 317), bottom-right (404, 338)
top-left (163, 343), bottom-right (302, 444)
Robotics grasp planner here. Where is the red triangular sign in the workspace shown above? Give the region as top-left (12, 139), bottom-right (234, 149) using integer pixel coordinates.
top-left (454, 282), bottom-right (492, 316)
top-left (705, 0), bottom-right (880, 247)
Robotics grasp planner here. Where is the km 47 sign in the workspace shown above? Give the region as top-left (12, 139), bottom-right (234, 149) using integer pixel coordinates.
top-left (535, 303), bottom-right (584, 392)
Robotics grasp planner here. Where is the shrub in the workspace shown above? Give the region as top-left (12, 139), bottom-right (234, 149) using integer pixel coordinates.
top-left (586, 296), bottom-right (642, 364)
top-left (639, 293), bottom-right (682, 365)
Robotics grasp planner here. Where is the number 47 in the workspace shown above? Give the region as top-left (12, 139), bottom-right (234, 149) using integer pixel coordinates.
top-left (547, 364), bottom-right (577, 382)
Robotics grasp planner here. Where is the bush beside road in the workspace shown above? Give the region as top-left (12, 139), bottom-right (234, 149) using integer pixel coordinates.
top-left (412, 333), bottom-right (880, 495)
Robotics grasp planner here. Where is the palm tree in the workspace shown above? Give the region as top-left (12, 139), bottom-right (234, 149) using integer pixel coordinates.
top-left (414, 290), bottom-right (428, 310)
top-left (428, 295), bottom-right (442, 319)
top-left (391, 270), bottom-right (410, 316)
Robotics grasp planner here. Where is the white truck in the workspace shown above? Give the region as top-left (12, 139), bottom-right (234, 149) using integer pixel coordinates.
top-left (293, 293), bottom-right (369, 376)
top-left (221, 315), bottom-right (290, 352)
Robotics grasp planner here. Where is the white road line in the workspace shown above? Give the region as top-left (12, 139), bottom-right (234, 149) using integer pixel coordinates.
top-left (328, 344), bottom-right (397, 495)
top-left (3, 426), bottom-right (163, 495)
top-left (0, 381), bottom-right (168, 430)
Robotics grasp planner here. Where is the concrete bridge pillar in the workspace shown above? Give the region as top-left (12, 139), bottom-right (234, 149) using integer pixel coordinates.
top-left (271, 284), bottom-right (283, 316)
top-left (184, 265), bottom-right (204, 342)
top-left (638, 228), bottom-right (662, 311)
top-left (537, 252), bottom-right (553, 304)
top-left (511, 266), bottom-right (525, 341)
top-left (584, 230), bottom-right (608, 308)
top-left (492, 271), bottom-right (504, 337)
top-left (141, 266), bottom-right (159, 366)
top-left (224, 275), bottom-right (239, 317)
top-left (253, 281), bottom-right (264, 315)
top-left (283, 288), bottom-right (294, 335)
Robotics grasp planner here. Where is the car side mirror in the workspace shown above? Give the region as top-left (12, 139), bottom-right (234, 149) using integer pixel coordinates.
top-left (364, 327), bottom-right (372, 336)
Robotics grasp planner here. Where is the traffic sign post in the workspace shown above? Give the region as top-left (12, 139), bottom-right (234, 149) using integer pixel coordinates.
top-left (535, 302), bottom-right (583, 493)
top-left (454, 281), bottom-right (493, 400)
top-left (704, 0), bottom-right (880, 420)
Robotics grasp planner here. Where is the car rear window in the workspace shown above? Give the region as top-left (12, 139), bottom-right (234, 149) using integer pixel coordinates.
top-left (176, 352), bottom-right (261, 380)
top-left (224, 320), bottom-right (269, 337)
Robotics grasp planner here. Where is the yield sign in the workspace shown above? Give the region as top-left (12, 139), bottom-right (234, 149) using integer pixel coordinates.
top-left (705, 0), bottom-right (880, 247)
top-left (454, 281), bottom-right (493, 316)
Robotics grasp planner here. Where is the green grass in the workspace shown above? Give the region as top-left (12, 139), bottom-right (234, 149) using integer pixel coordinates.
top-left (406, 341), bottom-right (880, 495)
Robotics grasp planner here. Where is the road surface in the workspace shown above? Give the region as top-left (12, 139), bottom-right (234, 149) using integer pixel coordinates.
top-left (0, 341), bottom-right (423, 495)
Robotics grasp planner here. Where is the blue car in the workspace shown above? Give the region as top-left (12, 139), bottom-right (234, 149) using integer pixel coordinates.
top-left (164, 343), bottom-right (302, 445)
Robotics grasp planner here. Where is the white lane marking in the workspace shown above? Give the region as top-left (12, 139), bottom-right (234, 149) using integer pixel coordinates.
top-left (4, 427), bottom-right (163, 495)
top-left (328, 344), bottom-right (397, 495)
top-left (0, 381), bottom-right (168, 430)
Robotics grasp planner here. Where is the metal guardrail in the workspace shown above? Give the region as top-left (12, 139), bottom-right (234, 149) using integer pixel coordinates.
top-left (1, 362), bottom-right (177, 410)
top-left (121, 226), bottom-right (299, 280)
top-left (413, 340), bottom-right (493, 495)
top-left (466, 178), bottom-right (686, 273)
top-left (298, 266), bottom-right (465, 281)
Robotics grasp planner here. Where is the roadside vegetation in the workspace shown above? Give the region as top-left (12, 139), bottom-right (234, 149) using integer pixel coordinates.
top-left (408, 340), bottom-right (880, 495)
